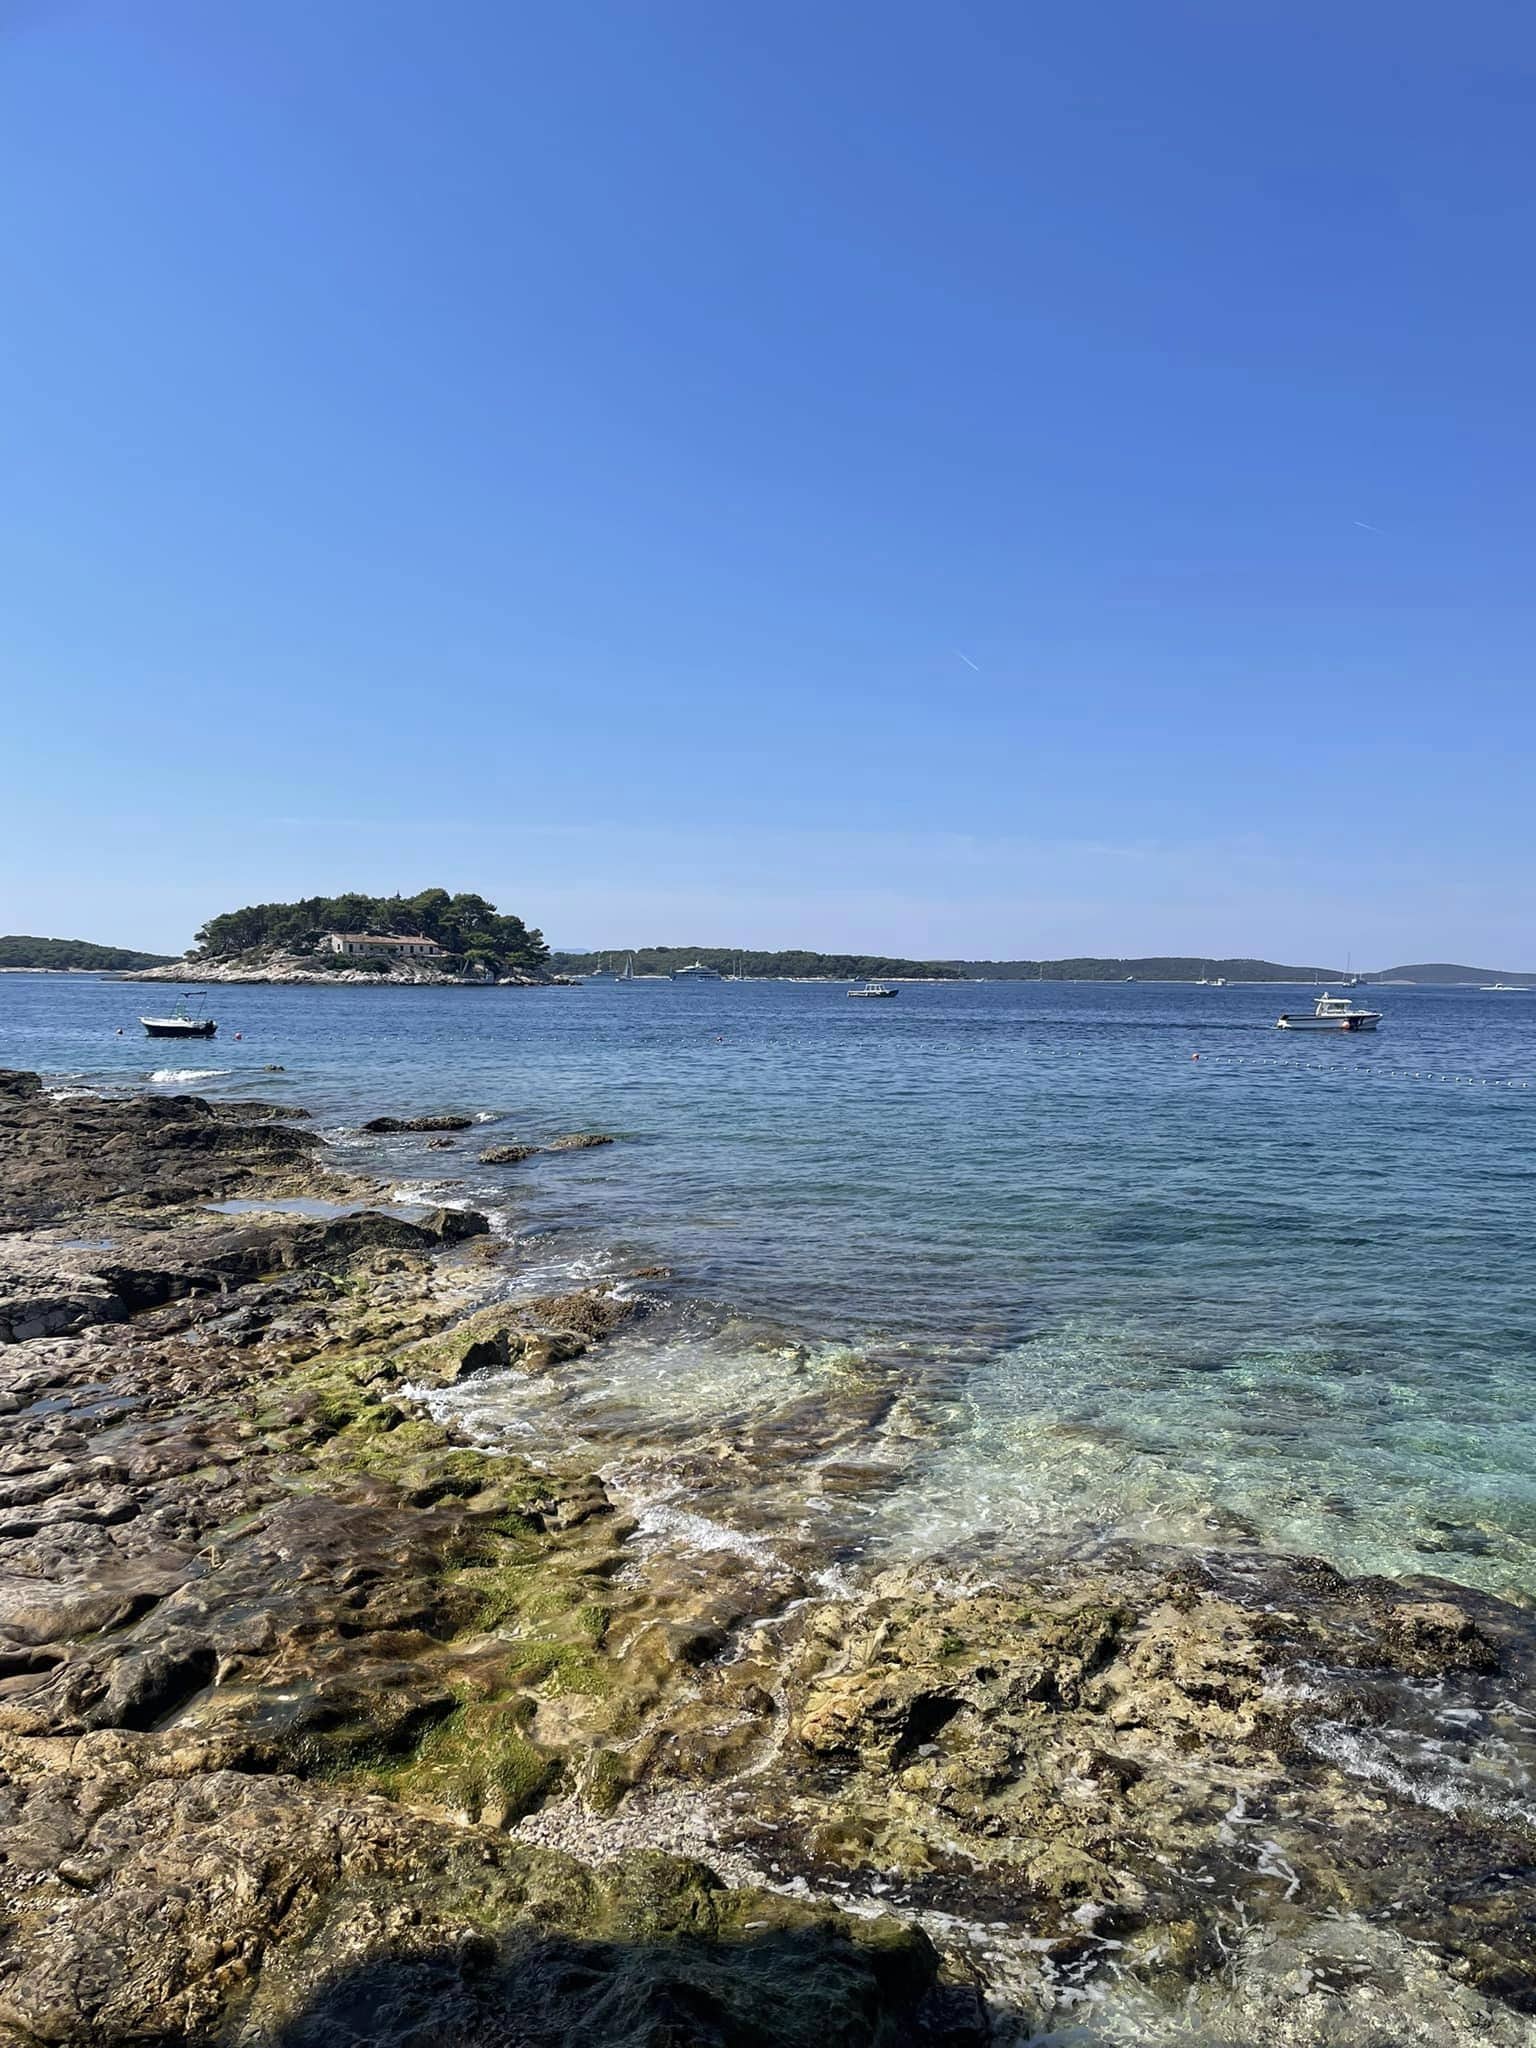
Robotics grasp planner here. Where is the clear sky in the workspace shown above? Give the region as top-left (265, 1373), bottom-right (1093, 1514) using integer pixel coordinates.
top-left (2, 2), bottom-right (1533, 964)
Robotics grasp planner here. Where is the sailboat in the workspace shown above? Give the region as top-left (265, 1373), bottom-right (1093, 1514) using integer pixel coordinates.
top-left (616, 953), bottom-right (637, 984)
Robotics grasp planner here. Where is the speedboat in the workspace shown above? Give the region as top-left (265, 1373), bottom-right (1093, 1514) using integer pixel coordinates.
top-left (1480, 983), bottom-right (1529, 992)
top-left (1276, 992), bottom-right (1381, 1033)
top-left (847, 981), bottom-right (898, 999)
top-left (140, 993), bottom-right (218, 1038)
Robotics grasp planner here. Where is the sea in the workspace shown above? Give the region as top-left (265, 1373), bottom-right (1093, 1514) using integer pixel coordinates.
top-left (5, 969), bottom-right (1535, 1602)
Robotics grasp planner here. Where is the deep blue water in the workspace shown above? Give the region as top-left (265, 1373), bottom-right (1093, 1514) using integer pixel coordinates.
top-left (5, 971), bottom-right (1535, 1593)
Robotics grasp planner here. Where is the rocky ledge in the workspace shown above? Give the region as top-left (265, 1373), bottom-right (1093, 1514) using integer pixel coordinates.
top-left (128, 954), bottom-right (560, 987)
top-left (0, 1072), bottom-right (1532, 2046)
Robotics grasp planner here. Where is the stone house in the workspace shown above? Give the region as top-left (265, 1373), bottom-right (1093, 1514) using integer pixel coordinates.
top-left (324, 933), bottom-right (448, 960)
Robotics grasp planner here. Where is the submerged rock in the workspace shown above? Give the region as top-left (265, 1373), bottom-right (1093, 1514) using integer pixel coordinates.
top-left (544, 1132), bottom-right (616, 1151)
top-left (362, 1114), bottom-right (476, 1134)
top-left (479, 1143), bottom-right (539, 1165)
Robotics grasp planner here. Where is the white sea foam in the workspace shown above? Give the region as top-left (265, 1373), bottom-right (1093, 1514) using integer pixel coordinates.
top-left (385, 1180), bottom-right (472, 1209)
top-left (1303, 1719), bottom-right (1536, 1827)
top-left (627, 1497), bottom-right (780, 1565)
top-left (148, 1068), bottom-right (231, 1084)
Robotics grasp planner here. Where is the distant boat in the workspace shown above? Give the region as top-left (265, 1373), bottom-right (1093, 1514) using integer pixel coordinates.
top-left (1277, 992), bottom-right (1382, 1033)
top-left (671, 960), bottom-right (722, 981)
top-left (847, 981), bottom-right (898, 999)
top-left (1480, 983), bottom-right (1530, 992)
top-left (616, 954), bottom-right (637, 984)
top-left (140, 992), bottom-right (218, 1038)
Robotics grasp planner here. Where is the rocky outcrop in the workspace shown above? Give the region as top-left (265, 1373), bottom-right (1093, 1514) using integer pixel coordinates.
top-left (130, 953), bottom-right (556, 988)
top-left (0, 1083), bottom-right (348, 1229)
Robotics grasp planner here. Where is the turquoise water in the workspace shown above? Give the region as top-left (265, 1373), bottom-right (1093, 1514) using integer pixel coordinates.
top-left (6, 971), bottom-right (1535, 1594)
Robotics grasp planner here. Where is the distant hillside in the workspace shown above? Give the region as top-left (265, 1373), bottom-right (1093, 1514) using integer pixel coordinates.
top-left (948, 956), bottom-right (1339, 983)
top-left (552, 949), bottom-right (1345, 983)
top-left (553, 946), bottom-right (967, 981)
top-left (1375, 963), bottom-right (1536, 986)
top-left (0, 935), bottom-right (176, 971)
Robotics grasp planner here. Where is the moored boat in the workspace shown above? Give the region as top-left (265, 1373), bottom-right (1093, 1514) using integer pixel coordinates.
top-left (140, 993), bottom-right (218, 1038)
top-left (1276, 992), bottom-right (1381, 1033)
top-left (847, 981), bottom-right (898, 999)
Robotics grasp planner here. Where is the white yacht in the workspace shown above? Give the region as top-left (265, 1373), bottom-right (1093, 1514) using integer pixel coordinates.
top-left (671, 960), bottom-right (722, 981)
top-left (1276, 992), bottom-right (1382, 1033)
top-left (847, 981), bottom-right (898, 999)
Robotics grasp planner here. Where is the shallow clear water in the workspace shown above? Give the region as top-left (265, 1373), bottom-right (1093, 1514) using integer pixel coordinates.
top-left (6, 970), bottom-right (1534, 1595)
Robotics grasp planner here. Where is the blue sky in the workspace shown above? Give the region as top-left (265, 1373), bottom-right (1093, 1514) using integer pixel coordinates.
top-left (2, 1), bottom-right (1532, 963)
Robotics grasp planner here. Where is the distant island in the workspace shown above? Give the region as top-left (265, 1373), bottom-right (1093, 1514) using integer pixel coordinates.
top-left (552, 948), bottom-right (1536, 985)
top-left (132, 889), bottom-right (553, 985)
top-left (0, 935), bottom-right (177, 972)
top-left (12, 919), bottom-right (1531, 988)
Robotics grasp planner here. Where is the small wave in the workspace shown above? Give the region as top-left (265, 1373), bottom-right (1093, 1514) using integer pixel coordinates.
top-left (148, 1067), bottom-right (231, 1084)
top-left (503, 1246), bottom-right (628, 1294)
top-left (1304, 1719), bottom-right (1536, 1827)
top-left (385, 1180), bottom-right (473, 1210)
top-left (627, 1496), bottom-right (780, 1565)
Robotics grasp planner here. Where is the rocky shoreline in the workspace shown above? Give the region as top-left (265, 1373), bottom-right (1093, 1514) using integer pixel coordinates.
top-left (126, 955), bottom-right (563, 987)
top-left (1, 1069), bottom-right (1532, 2045)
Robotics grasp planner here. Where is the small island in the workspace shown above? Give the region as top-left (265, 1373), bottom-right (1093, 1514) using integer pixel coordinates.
top-left (132, 889), bottom-right (554, 986)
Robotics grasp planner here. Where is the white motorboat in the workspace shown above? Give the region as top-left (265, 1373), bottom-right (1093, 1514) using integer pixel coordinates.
top-left (1276, 992), bottom-right (1382, 1033)
top-left (847, 981), bottom-right (898, 999)
top-left (671, 960), bottom-right (722, 981)
top-left (1480, 983), bottom-right (1530, 992)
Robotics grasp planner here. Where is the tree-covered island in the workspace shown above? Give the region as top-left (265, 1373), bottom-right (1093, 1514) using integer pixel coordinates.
top-left (181, 889), bottom-right (551, 980)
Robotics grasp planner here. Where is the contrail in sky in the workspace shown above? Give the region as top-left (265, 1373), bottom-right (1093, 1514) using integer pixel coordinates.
top-left (955, 650), bottom-right (981, 670)
top-left (1353, 520), bottom-right (1383, 532)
